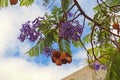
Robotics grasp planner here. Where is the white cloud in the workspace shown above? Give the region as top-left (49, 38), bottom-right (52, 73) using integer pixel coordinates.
top-left (0, 4), bottom-right (45, 57)
top-left (0, 57), bottom-right (86, 80)
top-left (73, 50), bottom-right (87, 60)
top-left (0, 2), bottom-right (88, 80)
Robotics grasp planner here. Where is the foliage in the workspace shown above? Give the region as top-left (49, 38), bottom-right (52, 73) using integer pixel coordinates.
top-left (0, 0), bottom-right (8, 7)
top-left (20, 0), bottom-right (34, 7)
top-left (88, 0), bottom-right (120, 80)
top-left (61, 0), bottom-right (73, 11)
top-left (19, 5), bottom-right (83, 59)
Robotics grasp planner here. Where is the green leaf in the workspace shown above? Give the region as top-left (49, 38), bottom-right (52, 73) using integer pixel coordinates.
top-left (20, 0), bottom-right (34, 7)
top-left (105, 53), bottom-right (120, 80)
top-left (26, 38), bottom-right (48, 57)
top-left (34, 46), bottom-right (39, 56)
top-left (72, 40), bottom-right (82, 48)
top-left (107, 0), bottom-right (120, 6)
top-left (37, 39), bottom-right (45, 53)
top-left (26, 46), bottom-right (39, 57)
top-left (53, 31), bottom-right (58, 42)
top-left (83, 34), bottom-right (91, 43)
top-left (61, 0), bottom-right (72, 11)
top-left (59, 39), bottom-right (72, 54)
top-left (0, 0), bottom-right (8, 7)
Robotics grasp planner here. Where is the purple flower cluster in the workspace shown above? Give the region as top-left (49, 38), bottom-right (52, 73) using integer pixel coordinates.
top-left (94, 62), bottom-right (101, 70)
top-left (18, 17), bottom-right (42, 42)
top-left (59, 20), bottom-right (83, 41)
top-left (93, 62), bottom-right (106, 71)
top-left (43, 47), bottom-right (52, 57)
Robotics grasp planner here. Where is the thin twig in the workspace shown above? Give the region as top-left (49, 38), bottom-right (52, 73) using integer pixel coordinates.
top-left (80, 16), bottom-right (85, 37)
top-left (73, 9), bottom-right (79, 19)
top-left (83, 17), bottom-right (85, 28)
top-left (79, 38), bottom-right (93, 64)
top-left (97, 0), bottom-right (109, 17)
top-left (101, 0), bottom-right (120, 9)
top-left (97, 59), bottom-right (106, 67)
top-left (73, 0), bottom-right (120, 38)
top-left (110, 39), bottom-right (120, 51)
top-left (96, 53), bottom-right (111, 61)
top-left (68, 13), bottom-right (81, 22)
top-left (63, 4), bottom-right (75, 20)
top-left (100, 0), bottom-right (109, 7)
top-left (91, 24), bottom-right (97, 60)
top-left (98, 26), bottom-right (120, 37)
top-left (73, 0), bottom-right (99, 25)
top-left (67, 3), bottom-right (75, 13)
top-left (100, 0), bottom-right (118, 12)
top-left (110, 5), bottom-right (120, 8)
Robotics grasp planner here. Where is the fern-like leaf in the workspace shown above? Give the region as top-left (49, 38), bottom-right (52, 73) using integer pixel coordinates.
top-left (20, 0), bottom-right (34, 7)
top-left (0, 0), bottom-right (8, 7)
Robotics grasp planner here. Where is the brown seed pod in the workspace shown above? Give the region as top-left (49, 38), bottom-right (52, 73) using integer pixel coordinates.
top-left (62, 59), bottom-right (67, 64)
top-left (112, 22), bottom-right (119, 29)
top-left (52, 50), bottom-right (60, 58)
top-left (59, 52), bottom-right (67, 60)
top-left (55, 59), bottom-right (62, 66)
top-left (10, 0), bottom-right (18, 5)
top-left (52, 57), bottom-right (57, 63)
top-left (65, 56), bottom-right (72, 63)
top-left (66, 53), bottom-right (72, 58)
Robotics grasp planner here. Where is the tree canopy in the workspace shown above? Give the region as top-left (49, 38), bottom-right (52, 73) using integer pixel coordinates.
top-left (0, 0), bottom-right (120, 80)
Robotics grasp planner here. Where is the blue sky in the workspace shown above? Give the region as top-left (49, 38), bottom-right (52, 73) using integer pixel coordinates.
top-left (0, 0), bottom-right (97, 80)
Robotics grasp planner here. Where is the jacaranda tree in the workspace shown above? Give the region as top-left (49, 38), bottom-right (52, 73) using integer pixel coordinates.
top-left (0, 0), bottom-right (120, 80)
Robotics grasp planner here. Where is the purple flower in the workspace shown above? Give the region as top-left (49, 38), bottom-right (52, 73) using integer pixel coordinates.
top-left (32, 18), bottom-right (41, 29)
top-left (94, 62), bottom-right (101, 71)
top-left (43, 47), bottom-right (52, 57)
top-left (68, 12), bottom-right (73, 18)
top-left (71, 34), bottom-right (79, 41)
top-left (18, 17), bottom-right (43, 42)
top-left (18, 33), bottom-right (25, 42)
top-left (59, 21), bottom-right (83, 41)
top-left (20, 21), bottom-right (31, 33)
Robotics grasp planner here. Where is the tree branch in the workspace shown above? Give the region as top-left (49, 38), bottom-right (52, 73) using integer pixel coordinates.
top-left (73, 9), bottom-right (79, 19)
top-left (67, 3), bottom-right (75, 13)
top-left (73, 0), bottom-right (120, 38)
top-left (79, 38), bottom-right (93, 64)
top-left (91, 24), bottom-right (97, 60)
top-left (73, 0), bottom-right (99, 25)
top-left (68, 13), bottom-right (81, 22)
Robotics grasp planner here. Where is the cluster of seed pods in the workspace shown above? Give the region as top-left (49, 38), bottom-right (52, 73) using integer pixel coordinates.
top-left (51, 50), bottom-right (72, 66)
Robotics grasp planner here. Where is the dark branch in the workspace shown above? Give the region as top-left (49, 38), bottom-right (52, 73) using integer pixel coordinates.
top-left (67, 3), bottom-right (75, 13)
top-left (73, 9), bottom-right (79, 19)
top-left (91, 24), bottom-right (97, 60)
top-left (79, 38), bottom-right (93, 64)
top-left (73, 0), bottom-right (120, 38)
top-left (68, 13), bottom-right (81, 22)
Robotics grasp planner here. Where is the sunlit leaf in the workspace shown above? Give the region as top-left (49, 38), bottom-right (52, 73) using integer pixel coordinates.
top-left (20, 0), bottom-right (34, 7)
top-left (0, 0), bottom-right (8, 7)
